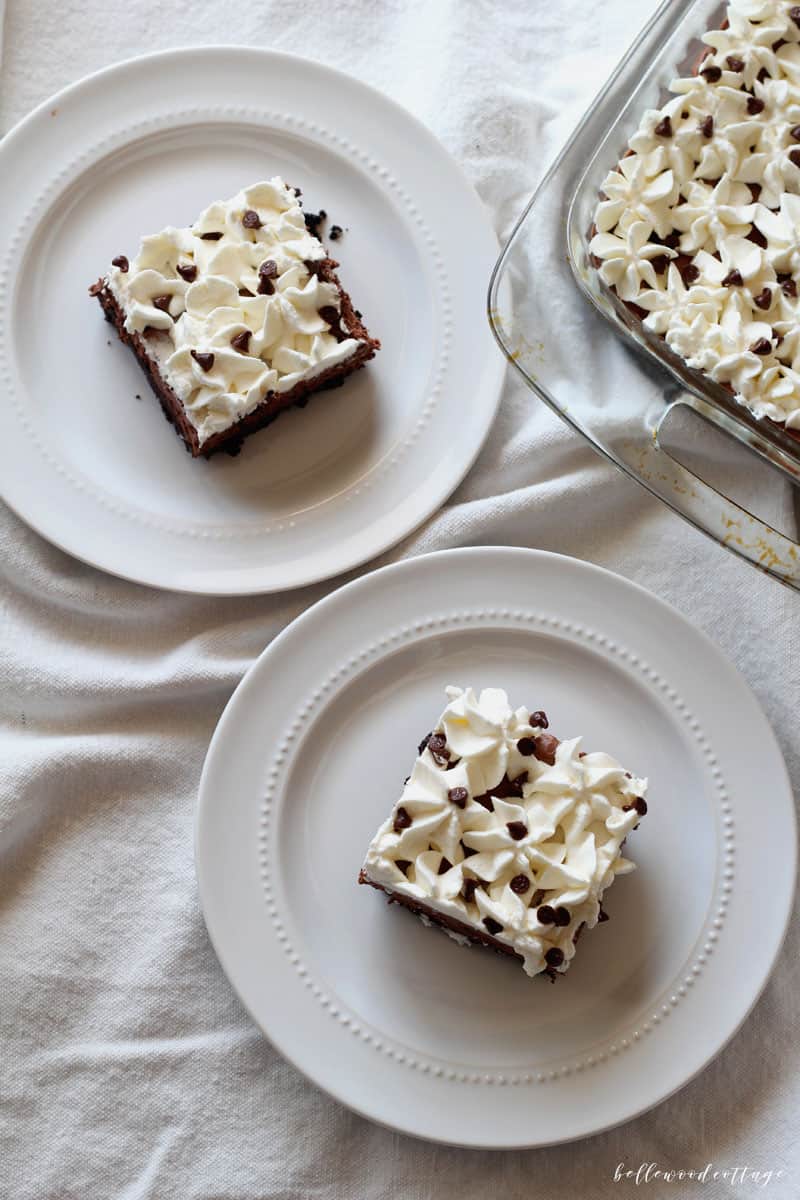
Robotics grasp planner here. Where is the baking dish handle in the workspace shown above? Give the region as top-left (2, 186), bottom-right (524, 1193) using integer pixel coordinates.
top-left (648, 397), bottom-right (800, 591)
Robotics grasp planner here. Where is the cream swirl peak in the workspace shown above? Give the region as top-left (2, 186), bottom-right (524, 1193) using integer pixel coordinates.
top-left (359, 687), bottom-right (647, 978)
top-left (590, 0), bottom-right (800, 432)
top-left (105, 179), bottom-right (365, 447)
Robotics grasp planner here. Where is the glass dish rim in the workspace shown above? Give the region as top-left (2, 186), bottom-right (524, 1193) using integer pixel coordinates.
top-left (487, 0), bottom-right (800, 594)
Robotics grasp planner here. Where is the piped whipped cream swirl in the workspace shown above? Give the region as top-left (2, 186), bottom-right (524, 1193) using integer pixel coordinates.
top-left (363, 687), bottom-right (647, 978)
top-left (590, 0), bottom-right (800, 430)
top-left (107, 179), bottom-right (360, 444)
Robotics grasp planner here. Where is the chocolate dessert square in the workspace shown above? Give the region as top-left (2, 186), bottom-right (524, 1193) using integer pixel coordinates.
top-left (90, 178), bottom-right (379, 457)
top-left (359, 687), bottom-right (647, 978)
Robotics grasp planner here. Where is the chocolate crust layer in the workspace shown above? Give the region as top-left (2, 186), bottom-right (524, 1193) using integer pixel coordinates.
top-left (90, 258), bottom-right (380, 458)
top-left (358, 868), bottom-right (567, 981)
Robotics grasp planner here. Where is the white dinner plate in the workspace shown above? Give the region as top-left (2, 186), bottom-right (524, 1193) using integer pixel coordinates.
top-left (0, 49), bottom-right (503, 594)
top-left (195, 547), bottom-right (796, 1147)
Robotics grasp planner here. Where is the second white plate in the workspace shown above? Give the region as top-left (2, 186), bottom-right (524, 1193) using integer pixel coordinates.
top-left (0, 48), bottom-right (504, 594)
top-left (196, 547), bottom-right (796, 1147)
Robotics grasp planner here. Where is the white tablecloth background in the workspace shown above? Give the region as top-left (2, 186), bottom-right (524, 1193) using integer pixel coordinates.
top-left (1, 2), bottom-right (798, 1197)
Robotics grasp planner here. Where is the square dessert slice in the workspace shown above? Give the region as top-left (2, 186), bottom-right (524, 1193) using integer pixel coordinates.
top-left (90, 178), bottom-right (379, 456)
top-left (359, 686), bottom-right (648, 978)
top-left (589, 0), bottom-right (800, 439)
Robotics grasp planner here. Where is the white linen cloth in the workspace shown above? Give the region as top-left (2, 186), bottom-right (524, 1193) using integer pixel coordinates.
top-left (1, 2), bottom-right (798, 1197)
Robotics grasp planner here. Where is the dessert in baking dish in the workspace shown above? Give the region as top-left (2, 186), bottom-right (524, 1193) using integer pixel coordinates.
top-left (591, 0), bottom-right (800, 436)
top-left (359, 686), bottom-right (647, 979)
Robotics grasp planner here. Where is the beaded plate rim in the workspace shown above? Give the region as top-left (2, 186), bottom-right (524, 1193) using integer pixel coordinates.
top-left (0, 107), bottom-right (451, 539)
top-left (0, 48), bottom-right (502, 594)
top-left (196, 545), bottom-right (796, 1144)
top-left (259, 606), bottom-right (734, 1087)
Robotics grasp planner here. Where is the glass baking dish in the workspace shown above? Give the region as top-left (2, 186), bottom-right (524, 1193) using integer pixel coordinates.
top-left (488, 0), bottom-right (800, 592)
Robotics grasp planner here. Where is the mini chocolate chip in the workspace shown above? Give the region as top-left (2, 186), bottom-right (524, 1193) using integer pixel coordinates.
top-left (448, 786), bottom-right (468, 808)
top-left (651, 254), bottom-right (669, 275)
top-left (791, 126), bottom-right (800, 142)
top-left (417, 732), bottom-right (432, 755)
top-left (506, 820), bottom-right (527, 841)
top-left (534, 733), bottom-right (559, 766)
top-left (427, 734), bottom-right (450, 766)
top-left (474, 793), bottom-right (494, 812)
top-left (462, 878), bottom-right (478, 902)
top-left (395, 859), bottom-right (411, 875)
top-left (393, 806), bottom-right (412, 832)
top-left (242, 209), bottom-right (262, 229)
top-left (783, 278), bottom-right (798, 298)
top-left (483, 917), bottom-right (503, 936)
top-left (750, 337), bottom-right (772, 355)
top-left (754, 287), bottom-right (772, 310)
top-left (701, 65), bottom-right (722, 83)
top-left (537, 905), bottom-right (556, 924)
top-left (257, 259), bottom-right (279, 295)
top-left (230, 330), bottom-right (251, 353)
top-left (554, 906), bottom-right (571, 927)
top-left (622, 803), bottom-right (633, 812)
top-left (722, 269), bottom-right (743, 287)
top-left (663, 231), bottom-right (681, 250)
top-left (510, 874), bottom-right (530, 895)
top-left (190, 350), bottom-right (215, 371)
top-left (748, 225), bottom-right (768, 248)
top-left (200, 231), bottom-right (223, 240)
top-left (530, 710), bottom-right (549, 729)
top-left (681, 262), bottom-right (700, 284)
top-left (176, 263), bottom-right (198, 282)
top-left (461, 843), bottom-right (477, 858)
top-left (757, 67), bottom-right (770, 83)
top-left (790, 148), bottom-right (800, 168)
top-left (791, 6), bottom-right (800, 28)
top-left (654, 116), bottom-right (672, 138)
top-left (111, 255), bottom-right (129, 271)
top-left (303, 209), bottom-right (327, 236)
top-left (329, 224), bottom-right (343, 240)
top-left (726, 56), bottom-right (745, 72)
top-left (634, 796), bottom-right (648, 816)
top-left (152, 294), bottom-right (173, 312)
top-left (545, 946), bottom-right (564, 968)
top-left (438, 856), bottom-right (452, 876)
top-left (238, 287), bottom-right (254, 297)
top-left (598, 907), bottom-right (610, 923)
top-left (699, 115), bottom-right (714, 138)
top-left (516, 737), bottom-right (536, 756)
top-left (747, 96), bottom-right (765, 115)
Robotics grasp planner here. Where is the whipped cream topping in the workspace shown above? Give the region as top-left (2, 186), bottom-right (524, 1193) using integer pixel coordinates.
top-left (591, 0), bottom-right (800, 430)
top-left (106, 179), bottom-right (361, 444)
top-left (362, 687), bottom-right (647, 978)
